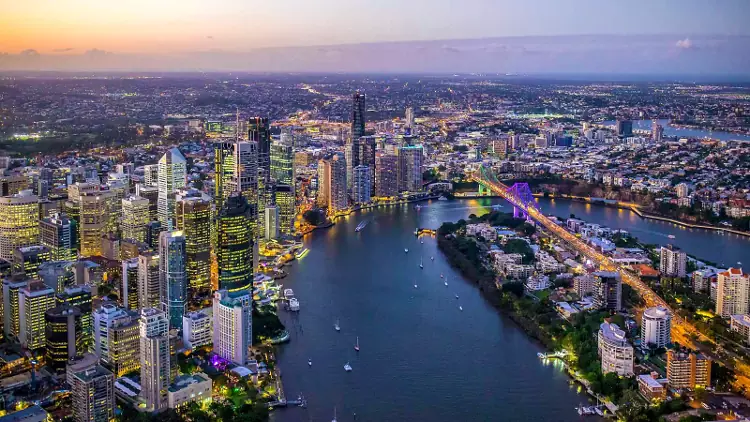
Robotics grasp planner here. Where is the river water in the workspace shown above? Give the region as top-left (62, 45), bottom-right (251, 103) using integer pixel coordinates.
top-left (602, 119), bottom-right (750, 142)
top-left (272, 197), bottom-right (749, 422)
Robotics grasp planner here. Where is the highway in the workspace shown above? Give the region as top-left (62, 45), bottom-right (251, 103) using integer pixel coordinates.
top-left (471, 166), bottom-right (750, 393)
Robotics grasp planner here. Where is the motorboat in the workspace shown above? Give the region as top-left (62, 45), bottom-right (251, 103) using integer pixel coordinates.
top-left (414, 284), bottom-right (418, 289)
top-left (344, 362), bottom-right (352, 372)
top-left (459, 306), bottom-right (463, 311)
top-left (404, 248), bottom-right (409, 253)
top-left (355, 220), bottom-right (368, 232)
top-left (308, 359), bottom-right (312, 367)
top-left (430, 256), bottom-right (434, 261)
top-left (455, 294), bottom-right (459, 299)
top-left (440, 274), bottom-right (444, 278)
top-left (288, 297), bottom-right (300, 312)
top-left (419, 257), bottom-right (424, 269)
top-left (334, 320), bottom-right (340, 332)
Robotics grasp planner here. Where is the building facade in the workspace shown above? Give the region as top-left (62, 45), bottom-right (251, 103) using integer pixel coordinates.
top-left (597, 322), bottom-right (634, 376)
top-left (716, 268), bottom-right (750, 318)
top-left (641, 306), bottom-right (672, 349)
top-left (212, 290), bottom-right (252, 365)
top-left (139, 308), bottom-right (171, 412)
top-left (159, 231), bottom-right (187, 331)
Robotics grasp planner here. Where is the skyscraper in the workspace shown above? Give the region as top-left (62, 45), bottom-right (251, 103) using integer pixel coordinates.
top-left (93, 304), bottom-right (140, 377)
top-left (56, 285), bottom-right (93, 344)
top-left (264, 206), bottom-right (279, 240)
top-left (0, 191), bottom-right (40, 262)
top-left (352, 165), bottom-right (371, 204)
top-left (19, 280), bottom-right (56, 352)
top-left (316, 159), bottom-right (330, 208)
top-left (139, 308), bottom-right (171, 412)
top-left (214, 141), bottom-right (235, 212)
top-left (405, 107), bottom-right (414, 131)
top-left (121, 258), bottom-right (139, 310)
top-left (375, 153), bottom-right (398, 198)
top-left (351, 92), bottom-right (366, 140)
top-left (274, 184), bottom-right (295, 236)
top-left (159, 231), bottom-right (187, 331)
top-left (641, 306), bottom-right (672, 349)
top-left (249, 117), bottom-right (271, 233)
top-left (716, 268), bottom-right (750, 318)
top-left (345, 136), bottom-right (376, 193)
top-left (593, 271), bottom-right (622, 311)
top-left (212, 290), bottom-right (252, 365)
top-left (40, 213), bottom-right (76, 261)
top-left (660, 245), bottom-right (687, 278)
top-left (122, 196), bottom-right (150, 243)
top-left (217, 194), bottom-right (253, 292)
top-left (271, 141), bottom-right (294, 186)
top-left (12, 245), bottom-right (50, 279)
top-left (79, 190), bottom-right (113, 257)
top-left (616, 119), bottom-right (633, 137)
top-left (45, 305), bottom-right (83, 373)
top-left (328, 154), bottom-right (347, 213)
top-left (137, 251), bottom-right (161, 310)
top-left (175, 193), bottom-right (212, 300)
top-left (70, 365), bottom-right (115, 422)
top-left (231, 141), bottom-right (259, 238)
top-left (652, 121), bottom-right (664, 142)
top-left (397, 145), bottom-right (424, 193)
top-left (3, 277), bottom-right (27, 340)
top-left (157, 148), bottom-right (187, 231)
top-left (143, 164), bottom-right (159, 187)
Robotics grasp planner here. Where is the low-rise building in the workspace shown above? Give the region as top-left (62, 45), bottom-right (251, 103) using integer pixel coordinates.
top-left (167, 373), bottom-right (212, 409)
top-left (730, 314), bottom-right (750, 344)
top-left (0, 405), bottom-right (50, 422)
top-left (525, 275), bottom-right (550, 292)
top-left (637, 372), bottom-right (667, 401)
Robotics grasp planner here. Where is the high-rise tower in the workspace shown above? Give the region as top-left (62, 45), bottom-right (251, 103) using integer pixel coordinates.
top-left (351, 92), bottom-right (366, 140)
top-left (217, 194), bottom-right (253, 292)
top-left (156, 148), bottom-right (187, 231)
top-left (159, 231), bottom-right (187, 331)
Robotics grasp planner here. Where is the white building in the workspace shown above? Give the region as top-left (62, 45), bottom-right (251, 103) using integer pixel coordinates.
top-left (182, 310), bottom-right (212, 350)
top-left (730, 314), bottom-right (750, 344)
top-left (598, 322), bottom-right (634, 376)
top-left (157, 148), bottom-right (187, 231)
top-left (70, 365), bottom-right (115, 422)
top-left (167, 373), bottom-right (212, 409)
top-left (660, 245), bottom-right (687, 278)
top-left (212, 290), bottom-right (252, 365)
top-left (264, 206), bottom-right (279, 240)
top-left (139, 308), bottom-right (171, 412)
top-left (574, 274), bottom-right (595, 297)
top-left (641, 306), bottom-right (672, 349)
top-left (93, 304), bottom-right (131, 363)
top-left (717, 268), bottom-right (750, 318)
top-left (525, 275), bottom-right (550, 291)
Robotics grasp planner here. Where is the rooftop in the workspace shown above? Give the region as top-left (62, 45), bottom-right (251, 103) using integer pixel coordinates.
top-left (731, 314), bottom-right (750, 329)
top-left (0, 406), bottom-right (48, 422)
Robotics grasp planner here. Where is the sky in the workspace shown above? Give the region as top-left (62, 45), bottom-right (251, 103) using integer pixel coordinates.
top-left (1, 0), bottom-right (749, 73)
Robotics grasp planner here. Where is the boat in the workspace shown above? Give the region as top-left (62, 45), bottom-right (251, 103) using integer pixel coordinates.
top-left (667, 234), bottom-right (676, 239)
top-left (288, 297), bottom-right (300, 312)
top-left (355, 220), bottom-right (368, 232)
top-left (455, 294), bottom-right (459, 299)
top-left (537, 352), bottom-right (545, 359)
top-left (414, 204), bottom-right (422, 210)
top-left (295, 248), bottom-right (309, 259)
top-left (334, 320), bottom-right (340, 332)
top-left (459, 306), bottom-right (463, 311)
top-left (438, 196), bottom-right (448, 201)
top-left (283, 288), bottom-right (295, 299)
top-left (308, 359), bottom-right (312, 367)
top-left (404, 248), bottom-right (409, 253)
top-left (444, 281), bottom-right (448, 286)
top-left (344, 362), bottom-right (352, 372)
top-left (440, 273), bottom-right (444, 278)
top-left (420, 240), bottom-right (424, 244)
top-left (430, 256), bottom-right (434, 261)
top-left (354, 337), bottom-right (360, 352)
top-left (414, 284), bottom-right (418, 289)
top-left (594, 407), bottom-right (604, 416)
top-left (419, 257), bottom-right (423, 269)
top-left (332, 407), bottom-right (337, 422)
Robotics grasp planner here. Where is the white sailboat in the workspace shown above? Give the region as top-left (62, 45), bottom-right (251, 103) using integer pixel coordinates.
top-left (308, 359), bottom-right (312, 367)
top-left (344, 362), bottom-right (352, 372)
top-left (332, 407), bottom-right (337, 422)
top-left (459, 306), bottom-right (463, 311)
top-left (419, 256), bottom-right (423, 269)
top-left (354, 337), bottom-right (360, 352)
top-left (334, 319), bottom-right (340, 332)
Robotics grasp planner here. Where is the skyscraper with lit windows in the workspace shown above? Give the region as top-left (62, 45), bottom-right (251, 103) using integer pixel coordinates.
top-left (19, 280), bottom-right (56, 352)
top-left (175, 193), bottom-right (212, 301)
top-left (274, 184), bottom-right (295, 236)
top-left (79, 190), bottom-right (113, 257)
top-left (217, 194), bottom-right (253, 292)
top-left (139, 308), bottom-right (171, 412)
top-left (212, 289), bottom-right (252, 365)
top-left (40, 213), bottom-right (76, 261)
top-left (351, 92), bottom-right (366, 140)
top-left (157, 148), bottom-right (187, 231)
top-left (137, 251), bottom-right (161, 310)
top-left (249, 118), bottom-right (272, 236)
top-left (159, 231), bottom-right (187, 331)
top-left (0, 191), bottom-right (40, 262)
top-left (271, 141), bottom-right (294, 186)
top-left (122, 195), bottom-right (150, 243)
top-left (352, 165), bottom-right (371, 204)
top-left (397, 145), bottom-right (424, 193)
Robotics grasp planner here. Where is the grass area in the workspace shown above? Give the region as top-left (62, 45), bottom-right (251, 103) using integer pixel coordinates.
top-left (533, 290), bottom-right (550, 301)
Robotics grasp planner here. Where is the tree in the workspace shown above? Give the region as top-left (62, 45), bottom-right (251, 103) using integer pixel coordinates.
top-left (502, 282), bottom-right (525, 297)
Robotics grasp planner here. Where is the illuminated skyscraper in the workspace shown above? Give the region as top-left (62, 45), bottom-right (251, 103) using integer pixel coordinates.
top-left (56, 285), bottom-right (93, 343)
top-left (45, 305), bottom-right (83, 373)
top-left (271, 141), bottom-right (294, 186)
top-left (274, 184), bottom-right (295, 236)
top-left (19, 280), bottom-right (56, 352)
top-left (143, 164), bottom-right (159, 187)
top-left (405, 107), bottom-right (415, 131)
top-left (397, 145), bottom-right (424, 193)
top-left (375, 153), bottom-right (398, 197)
top-left (12, 245), bottom-right (50, 279)
top-left (159, 231), bottom-right (187, 331)
top-left (352, 166), bottom-right (371, 204)
top-left (316, 159), bottom-right (330, 208)
top-left (70, 364), bottom-right (115, 422)
top-left (121, 258), bottom-right (139, 310)
top-left (157, 148), bottom-right (187, 231)
top-left (122, 196), bottom-right (150, 243)
top-left (0, 191), bottom-right (40, 262)
top-left (327, 154), bottom-right (347, 213)
top-left (139, 308), bottom-right (171, 412)
top-left (3, 277), bottom-right (27, 340)
top-left (249, 118), bottom-right (272, 235)
top-left (175, 193), bottom-right (212, 300)
top-left (40, 213), bottom-right (76, 261)
top-left (217, 195), bottom-right (253, 292)
top-left (137, 251), bottom-right (161, 310)
top-left (345, 136), bottom-right (376, 193)
top-left (214, 141), bottom-right (235, 212)
top-left (79, 190), bottom-right (113, 257)
top-left (135, 184), bottom-right (159, 222)
top-left (94, 304), bottom-right (140, 377)
top-left (351, 92), bottom-right (366, 140)
top-left (212, 289), bottom-right (252, 365)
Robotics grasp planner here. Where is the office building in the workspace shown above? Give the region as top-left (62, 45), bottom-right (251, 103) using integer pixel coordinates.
top-left (146, 221), bottom-right (163, 250)
top-left (271, 141), bottom-right (294, 186)
top-left (212, 290), bottom-right (252, 365)
top-left (660, 245), bottom-right (687, 278)
top-left (316, 159), bottom-right (330, 208)
top-left (598, 322), bottom-right (634, 376)
top-left (139, 308), bottom-right (171, 412)
top-left (217, 195), bottom-right (253, 292)
top-left (666, 350), bottom-right (711, 390)
top-left (121, 258), bottom-right (139, 310)
top-left (135, 184), bottom-right (159, 222)
top-left (616, 119), bottom-right (633, 137)
top-left (716, 268), bottom-right (750, 318)
top-left (38, 261), bottom-right (75, 293)
top-left (641, 306), bottom-right (672, 349)
top-left (321, 154), bottom-right (347, 213)
top-left (122, 196), bottom-right (150, 243)
top-left (593, 271), bottom-right (622, 311)
top-left (375, 153), bottom-right (398, 197)
top-left (45, 305), bottom-right (83, 373)
top-left (94, 304), bottom-right (140, 377)
top-left (137, 251), bottom-right (161, 310)
top-left (157, 148), bottom-right (187, 231)
top-left (12, 246), bottom-right (50, 279)
top-left (182, 310), bottom-right (211, 350)
top-left (264, 206), bottom-right (279, 240)
top-left (79, 190), bottom-right (113, 257)
top-left (159, 231), bottom-right (187, 331)
top-left (397, 145), bottom-right (424, 193)
top-left (143, 164), bottom-right (159, 187)
top-left (730, 314), bottom-right (750, 344)
top-left (274, 184), bottom-right (295, 235)
top-left (19, 280), bottom-right (56, 351)
top-left (70, 364), bottom-right (115, 422)
top-left (56, 285), bottom-right (93, 341)
top-left (652, 121), bottom-right (664, 142)
top-left (351, 92), bottom-right (366, 140)
top-left (167, 373), bottom-right (212, 409)
top-left (0, 191), bottom-right (40, 262)
top-left (40, 213), bottom-right (76, 261)
top-left (249, 117), bottom-right (271, 232)
top-left (345, 136), bottom-right (376, 192)
top-left (214, 141), bottom-right (235, 211)
top-left (3, 277), bottom-right (27, 340)
top-left (175, 194), bottom-right (212, 300)
top-left (352, 165), bottom-right (371, 204)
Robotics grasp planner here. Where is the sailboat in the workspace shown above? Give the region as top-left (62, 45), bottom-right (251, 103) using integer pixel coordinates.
top-left (332, 407), bottom-right (338, 422)
top-left (430, 256), bottom-right (434, 261)
top-left (459, 306), bottom-right (463, 311)
top-left (344, 362), bottom-right (352, 372)
top-left (444, 276), bottom-right (448, 286)
top-left (354, 337), bottom-right (360, 352)
top-left (455, 294), bottom-right (459, 299)
top-left (414, 283), bottom-right (418, 288)
top-left (308, 359), bottom-right (312, 367)
top-left (419, 256), bottom-right (423, 269)
top-left (334, 319), bottom-right (340, 332)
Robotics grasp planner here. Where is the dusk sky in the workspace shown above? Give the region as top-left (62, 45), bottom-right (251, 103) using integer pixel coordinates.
top-left (1, 0), bottom-right (749, 73)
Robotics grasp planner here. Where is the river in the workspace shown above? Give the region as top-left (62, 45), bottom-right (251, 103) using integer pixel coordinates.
top-left (272, 197), bottom-right (749, 422)
top-left (273, 198), bottom-right (596, 422)
top-left (601, 119), bottom-right (750, 142)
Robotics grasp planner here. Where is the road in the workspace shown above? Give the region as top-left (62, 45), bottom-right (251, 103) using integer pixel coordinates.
top-left (472, 166), bottom-right (750, 394)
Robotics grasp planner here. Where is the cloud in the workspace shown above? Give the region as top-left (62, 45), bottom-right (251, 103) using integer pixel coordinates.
top-left (20, 49), bottom-right (40, 56)
top-left (53, 48), bottom-right (74, 53)
top-left (675, 38), bottom-right (693, 49)
top-left (84, 48), bottom-right (113, 56)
